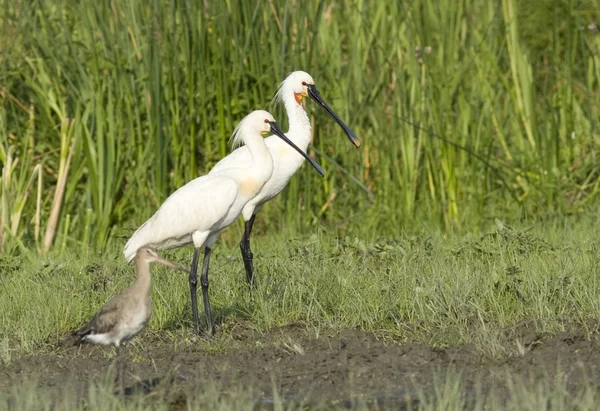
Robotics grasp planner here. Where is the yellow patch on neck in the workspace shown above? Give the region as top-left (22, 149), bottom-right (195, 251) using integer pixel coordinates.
top-left (239, 178), bottom-right (262, 197)
top-left (294, 93), bottom-right (303, 104)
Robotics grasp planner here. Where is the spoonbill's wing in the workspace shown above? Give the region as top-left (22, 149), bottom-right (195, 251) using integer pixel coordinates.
top-left (123, 175), bottom-right (238, 261)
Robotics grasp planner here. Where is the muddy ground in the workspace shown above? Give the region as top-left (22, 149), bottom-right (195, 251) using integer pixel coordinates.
top-left (2, 322), bottom-right (600, 409)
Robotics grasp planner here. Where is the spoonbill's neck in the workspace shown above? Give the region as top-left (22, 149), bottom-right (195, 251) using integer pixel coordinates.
top-left (282, 92), bottom-right (311, 147)
top-left (243, 130), bottom-right (273, 176)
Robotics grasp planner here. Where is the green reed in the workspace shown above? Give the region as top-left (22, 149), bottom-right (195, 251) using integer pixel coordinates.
top-left (1, 0), bottom-right (599, 252)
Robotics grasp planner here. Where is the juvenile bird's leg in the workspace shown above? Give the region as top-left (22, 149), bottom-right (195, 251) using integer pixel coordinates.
top-left (200, 246), bottom-right (214, 336)
top-left (189, 248), bottom-right (201, 335)
top-left (240, 214), bottom-right (256, 286)
top-left (114, 345), bottom-right (124, 393)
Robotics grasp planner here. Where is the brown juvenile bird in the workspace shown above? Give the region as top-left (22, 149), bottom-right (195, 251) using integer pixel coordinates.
top-left (74, 247), bottom-right (186, 387)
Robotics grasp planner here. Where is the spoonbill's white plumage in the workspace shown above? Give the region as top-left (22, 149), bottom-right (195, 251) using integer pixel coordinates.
top-left (210, 71), bottom-right (360, 285)
top-left (123, 110), bottom-right (324, 335)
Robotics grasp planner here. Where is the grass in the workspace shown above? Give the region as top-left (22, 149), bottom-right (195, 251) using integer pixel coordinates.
top-left (1, 210), bottom-right (600, 408)
top-left (1, 215), bottom-right (599, 357)
top-left (3, 368), bottom-right (600, 410)
top-left (3, 377), bottom-right (259, 411)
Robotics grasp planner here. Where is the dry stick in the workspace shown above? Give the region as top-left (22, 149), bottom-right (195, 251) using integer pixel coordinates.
top-left (0, 84), bottom-right (32, 115)
top-left (10, 164), bottom-right (42, 237)
top-left (43, 121), bottom-right (78, 253)
top-left (0, 167), bottom-right (6, 247)
top-left (0, 148), bottom-right (15, 247)
top-left (35, 164), bottom-right (42, 253)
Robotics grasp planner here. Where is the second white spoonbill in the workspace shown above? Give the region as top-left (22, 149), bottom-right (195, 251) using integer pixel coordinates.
top-left (210, 71), bottom-right (360, 285)
top-left (123, 110), bottom-right (324, 335)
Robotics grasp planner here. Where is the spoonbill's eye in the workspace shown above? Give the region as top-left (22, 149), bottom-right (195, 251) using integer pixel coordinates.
top-left (301, 81), bottom-right (307, 86)
top-left (264, 119), bottom-right (270, 124)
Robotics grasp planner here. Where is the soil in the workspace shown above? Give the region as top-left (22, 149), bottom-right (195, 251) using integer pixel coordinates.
top-left (2, 322), bottom-right (600, 409)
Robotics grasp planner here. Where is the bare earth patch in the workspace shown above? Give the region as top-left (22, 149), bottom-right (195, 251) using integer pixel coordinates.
top-left (2, 323), bottom-right (600, 408)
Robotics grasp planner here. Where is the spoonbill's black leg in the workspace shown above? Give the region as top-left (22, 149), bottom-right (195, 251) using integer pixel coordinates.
top-left (200, 246), bottom-right (214, 336)
top-left (189, 248), bottom-right (201, 335)
top-left (240, 214), bottom-right (257, 286)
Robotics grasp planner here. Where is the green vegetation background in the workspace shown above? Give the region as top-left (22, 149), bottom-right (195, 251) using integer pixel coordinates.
top-left (3, 0), bottom-right (600, 254)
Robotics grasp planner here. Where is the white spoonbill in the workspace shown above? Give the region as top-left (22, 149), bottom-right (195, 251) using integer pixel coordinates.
top-left (210, 71), bottom-right (360, 285)
top-left (123, 110), bottom-right (324, 335)
top-left (74, 247), bottom-right (185, 388)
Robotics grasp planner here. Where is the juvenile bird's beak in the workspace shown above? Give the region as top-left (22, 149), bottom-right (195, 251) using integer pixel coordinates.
top-left (306, 84), bottom-right (361, 148)
top-left (269, 121), bottom-right (325, 177)
top-left (153, 256), bottom-right (189, 273)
